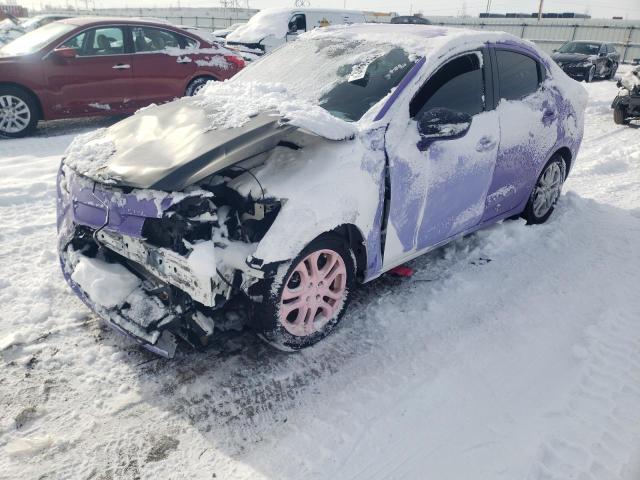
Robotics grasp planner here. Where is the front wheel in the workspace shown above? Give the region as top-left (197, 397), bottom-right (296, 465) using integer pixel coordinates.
top-left (251, 233), bottom-right (355, 351)
top-left (522, 156), bottom-right (566, 225)
top-left (0, 87), bottom-right (38, 138)
top-left (585, 65), bottom-right (596, 83)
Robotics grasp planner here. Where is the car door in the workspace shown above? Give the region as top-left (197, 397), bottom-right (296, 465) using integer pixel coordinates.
top-left (45, 25), bottom-right (135, 116)
top-left (130, 26), bottom-right (197, 106)
top-left (383, 50), bottom-right (499, 265)
top-left (285, 13), bottom-right (306, 43)
top-left (482, 48), bottom-right (553, 221)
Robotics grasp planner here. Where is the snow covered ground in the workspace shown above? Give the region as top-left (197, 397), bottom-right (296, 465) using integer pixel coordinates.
top-left (1, 72), bottom-right (639, 479)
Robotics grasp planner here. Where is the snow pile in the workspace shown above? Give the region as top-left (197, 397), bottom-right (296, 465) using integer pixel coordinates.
top-left (62, 128), bottom-right (117, 184)
top-left (226, 8), bottom-right (293, 44)
top-left (186, 240), bottom-right (218, 288)
top-left (620, 66), bottom-right (640, 91)
top-left (70, 256), bottom-right (141, 309)
top-left (195, 81), bottom-right (357, 140)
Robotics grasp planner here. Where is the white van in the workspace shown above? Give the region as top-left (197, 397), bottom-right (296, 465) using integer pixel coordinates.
top-left (226, 7), bottom-right (366, 54)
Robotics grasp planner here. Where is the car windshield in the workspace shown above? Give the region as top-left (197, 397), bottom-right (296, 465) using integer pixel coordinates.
top-left (558, 42), bottom-right (601, 55)
top-left (0, 21), bottom-right (75, 56)
top-left (231, 37), bottom-right (418, 122)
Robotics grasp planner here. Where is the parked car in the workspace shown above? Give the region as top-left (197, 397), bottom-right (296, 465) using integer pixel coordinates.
top-left (551, 41), bottom-right (619, 82)
top-left (57, 25), bottom-right (587, 358)
top-left (212, 22), bottom-right (244, 39)
top-left (0, 14), bottom-right (72, 46)
top-left (390, 15), bottom-right (431, 25)
top-left (226, 7), bottom-right (366, 54)
top-left (612, 66), bottom-right (640, 125)
top-left (0, 17), bottom-right (245, 137)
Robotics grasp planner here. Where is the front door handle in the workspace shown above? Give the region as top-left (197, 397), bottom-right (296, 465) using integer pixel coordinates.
top-left (476, 136), bottom-right (497, 152)
top-left (112, 64), bottom-right (130, 70)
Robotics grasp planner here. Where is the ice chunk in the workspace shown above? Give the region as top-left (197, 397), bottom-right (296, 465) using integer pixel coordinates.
top-left (71, 256), bottom-right (141, 309)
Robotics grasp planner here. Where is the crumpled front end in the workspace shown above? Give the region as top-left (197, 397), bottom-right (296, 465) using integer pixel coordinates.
top-left (56, 164), bottom-right (241, 358)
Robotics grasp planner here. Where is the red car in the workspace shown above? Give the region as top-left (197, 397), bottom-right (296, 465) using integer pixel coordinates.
top-left (0, 17), bottom-right (245, 137)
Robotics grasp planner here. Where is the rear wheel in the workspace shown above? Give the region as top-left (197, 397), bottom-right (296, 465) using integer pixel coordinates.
top-left (613, 106), bottom-right (629, 125)
top-left (607, 62), bottom-right (618, 80)
top-left (522, 156), bottom-right (566, 225)
top-left (0, 86), bottom-right (38, 138)
top-left (185, 76), bottom-right (216, 97)
top-left (251, 233), bottom-right (355, 351)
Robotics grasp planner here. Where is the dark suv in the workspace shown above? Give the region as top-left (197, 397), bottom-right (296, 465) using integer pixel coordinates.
top-left (552, 41), bottom-right (619, 82)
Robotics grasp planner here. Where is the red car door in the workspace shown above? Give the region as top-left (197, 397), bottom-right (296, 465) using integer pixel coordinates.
top-left (45, 25), bottom-right (136, 116)
top-left (129, 26), bottom-right (196, 106)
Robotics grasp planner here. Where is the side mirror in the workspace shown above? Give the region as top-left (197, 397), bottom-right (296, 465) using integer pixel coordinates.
top-left (53, 46), bottom-right (77, 59)
top-left (416, 107), bottom-right (472, 150)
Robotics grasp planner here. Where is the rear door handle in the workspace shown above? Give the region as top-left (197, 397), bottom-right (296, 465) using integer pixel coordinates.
top-left (112, 64), bottom-right (130, 70)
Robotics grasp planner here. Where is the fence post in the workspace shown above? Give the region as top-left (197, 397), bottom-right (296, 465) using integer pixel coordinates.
top-left (521, 23), bottom-right (526, 38)
top-left (621, 26), bottom-right (633, 63)
top-left (571, 24), bottom-right (577, 40)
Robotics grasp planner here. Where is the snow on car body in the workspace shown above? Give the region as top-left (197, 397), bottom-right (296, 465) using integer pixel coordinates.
top-left (57, 24), bottom-right (587, 357)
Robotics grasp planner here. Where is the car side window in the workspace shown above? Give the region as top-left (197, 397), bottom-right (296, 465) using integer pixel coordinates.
top-left (181, 34), bottom-right (197, 48)
top-left (133, 26), bottom-right (181, 53)
top-left (288, 14), bottom-right (306, 33)
top-left (410, 52), bottom-right (485, 118)
top-left (60, 31), bottom-right (86, 51)
top-left (75, 27), bottom-right (125, 56)
top-left (495, 50), bottom-right (540, 101)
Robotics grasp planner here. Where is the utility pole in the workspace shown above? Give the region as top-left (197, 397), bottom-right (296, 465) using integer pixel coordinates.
top-left (537, 0), bottom-right (544, 21)
top-left (485, 0), bottom-right (491, 14)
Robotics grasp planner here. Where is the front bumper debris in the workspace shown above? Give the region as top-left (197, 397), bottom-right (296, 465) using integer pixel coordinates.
top-left (56, 165), bottom-right (229, 358)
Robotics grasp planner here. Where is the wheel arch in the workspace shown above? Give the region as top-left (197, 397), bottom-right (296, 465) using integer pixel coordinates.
top-left (185, 74), bottom-right (219, 95)
top-left (553, 146), bottom-right (573, 177)
top-left (332, 223), bottom-right (368, 283)
top-left (0, 82), bottom-right (43, 120)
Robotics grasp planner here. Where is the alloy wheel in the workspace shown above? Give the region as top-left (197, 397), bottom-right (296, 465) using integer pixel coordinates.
top-left (0, 95), bottom-right (31, 134)
top-left (532, 162), bottom-right (563, 218)
top-left (278, 249), bottom-right (347, 337)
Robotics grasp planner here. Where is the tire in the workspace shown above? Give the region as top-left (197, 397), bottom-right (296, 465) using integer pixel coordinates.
top-left (607, 62), bottom-right (618, 80)
top-left (585, 65), bottom-right (596, 83)
top-left (0, 86), bottom-right (39, 138)
top-left (185, 76), bottom-right (216, 97)
top-left (613, 106), bottom-right (629, 125)
top-left (522, 155), bottom-right (567, 225)
top-left (250, 233), bottom-right (356, 351)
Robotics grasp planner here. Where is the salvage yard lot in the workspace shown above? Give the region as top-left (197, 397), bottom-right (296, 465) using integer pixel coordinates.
top-left (1, 72), bottom-right (640, 479)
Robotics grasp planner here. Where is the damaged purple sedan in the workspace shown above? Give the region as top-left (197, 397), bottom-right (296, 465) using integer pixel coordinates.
top-left (57, 25), bottom-right (587, 358)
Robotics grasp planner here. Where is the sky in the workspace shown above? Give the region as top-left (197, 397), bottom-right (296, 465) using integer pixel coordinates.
top-left (24, 0), bottom-right (640, 20)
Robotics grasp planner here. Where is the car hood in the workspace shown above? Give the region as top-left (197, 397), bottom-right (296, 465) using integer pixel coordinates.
top-left (552, 53), bottom-right (594, 63)
top-left (63, 99), bottom-right (298, 191)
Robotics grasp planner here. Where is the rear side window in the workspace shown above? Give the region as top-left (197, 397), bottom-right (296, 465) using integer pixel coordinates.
top-left (133, 27), bottom-right (181, 52)
top-left (410, 53), bottom-right (485, 118)
top-left (496, 50), bottom-right (540, 101)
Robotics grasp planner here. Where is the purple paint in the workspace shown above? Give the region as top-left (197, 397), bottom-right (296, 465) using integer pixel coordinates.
top-left (65, 169), bottom-right (173, 237)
